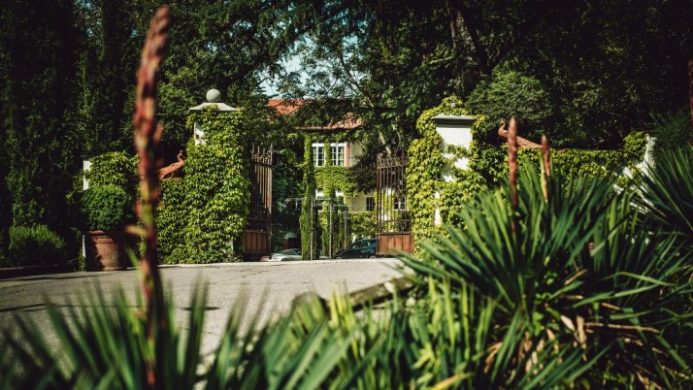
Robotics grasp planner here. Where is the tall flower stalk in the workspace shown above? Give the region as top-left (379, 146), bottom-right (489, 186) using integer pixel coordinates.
top-left (130, 6), bottom-right (170, 388)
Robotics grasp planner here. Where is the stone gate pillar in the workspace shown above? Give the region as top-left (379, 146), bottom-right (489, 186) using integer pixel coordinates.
top-left (431, 114), bottom-right (476, 227)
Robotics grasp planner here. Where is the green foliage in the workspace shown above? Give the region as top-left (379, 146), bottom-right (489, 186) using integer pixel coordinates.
top-left (407, 97), bottom-right (491, 243)
top-left (6, 225), bottom-right (67, 267)
top-left (0, 0), bottom-right (82, 260)
top-left (649, 108), bottom-right (693, 160)
top-left (183, 109), bottom-right (250, 263)
top-left (158, 178), bottom-right (189, 264)
top-left (635, 146), bottom-right (693, 245)
top-left (348, 211), bottom-right (376, 239)
top-left (85, 151), bottom-right (138, 196)
top-left (80, 185), bottom-right (133, 232)
top-left (300, 135), bottom-right (319, 259)
top-left (408, 98), bottom-right (650, 247)
top-left (315, 166), bottom-right (356, 197)
top-left (466, 66), bottom-right (555, 142)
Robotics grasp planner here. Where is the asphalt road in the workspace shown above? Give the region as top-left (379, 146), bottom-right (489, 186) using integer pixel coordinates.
top-left (0, 259), bottom-right (406, 355)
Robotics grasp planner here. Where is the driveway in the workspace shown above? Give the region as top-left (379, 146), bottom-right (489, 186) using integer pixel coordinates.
top-left (0, 259), bottom-right (406, 355)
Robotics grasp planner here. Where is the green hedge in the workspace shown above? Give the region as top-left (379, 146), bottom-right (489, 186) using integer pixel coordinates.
top-left (7, 224), bottom-right (66, 267)
top-left (300, 135), bottom-right (320, 259)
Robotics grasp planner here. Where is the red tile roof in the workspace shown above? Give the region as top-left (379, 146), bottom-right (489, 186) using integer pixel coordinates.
top-left (267, 98), bottom-right (304, 116)
top-left (267, 98), bottom-right (361, 130)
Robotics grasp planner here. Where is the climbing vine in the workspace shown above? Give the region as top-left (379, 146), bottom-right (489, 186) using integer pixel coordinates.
top-left (178, 108), bottom-right (250, 263)
top-left (406, 96), bottom-right (491, 243)
top-left (407, 97), bottom-right (649, 250)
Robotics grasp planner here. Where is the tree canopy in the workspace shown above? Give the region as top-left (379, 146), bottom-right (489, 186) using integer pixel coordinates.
top-left (0, 0), bottom-right (691, 261)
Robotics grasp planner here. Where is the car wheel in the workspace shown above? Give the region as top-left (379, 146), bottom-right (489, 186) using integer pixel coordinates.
top-left (368, 255), bottom-right (376, 259)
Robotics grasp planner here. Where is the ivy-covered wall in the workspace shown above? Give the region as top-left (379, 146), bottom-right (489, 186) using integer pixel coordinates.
top-left (158, 178), bottom-right (188, 264)
top-left (299, 131), bottom-right (375, 257)
top-left (407, 96), bottom-right (649, 248)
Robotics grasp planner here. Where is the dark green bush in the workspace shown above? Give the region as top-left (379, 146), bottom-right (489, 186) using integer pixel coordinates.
top-left (649, 108), bottom-right (692, 159)
top-left (7, 224), bottom-right (67, 266)
top-left (466, 66), bottom-right (555, 143)
top-left (81, 185), bottom-right (133, 231)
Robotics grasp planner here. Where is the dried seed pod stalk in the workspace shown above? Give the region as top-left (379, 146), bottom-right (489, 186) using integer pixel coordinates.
top-left (689, 59), bottom-right (693, 128)
top-left (507, 118), bottom-right (519, 207)
top-left (541, 135), bottom-right (551, 202)
top-left (132, 6), bottom-right (169, 388)
top-left (506, 117), bottom-right (519, 233)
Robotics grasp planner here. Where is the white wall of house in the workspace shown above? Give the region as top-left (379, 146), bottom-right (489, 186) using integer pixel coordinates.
top-left (349, 192), bottom-right (375, 212)
top-left (348, 141), bottom-right (363, 167)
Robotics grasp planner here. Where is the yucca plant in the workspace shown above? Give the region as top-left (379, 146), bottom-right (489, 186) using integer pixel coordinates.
top-left (635, 146), bottom-right (693, 247)
top-left (1, 284), bottom-right (364, 389)
top-left (402, 133), bottom-right (692, 387)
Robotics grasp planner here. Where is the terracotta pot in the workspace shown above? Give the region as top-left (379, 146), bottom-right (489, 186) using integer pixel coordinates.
top-left (87, 230), bottom-right (126, 271)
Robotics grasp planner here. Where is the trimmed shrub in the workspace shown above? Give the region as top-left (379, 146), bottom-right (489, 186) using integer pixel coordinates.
top-left (81, 185), bottom-right (133, 231)
top-left (7, 225), bottom-right (67, 266)
top-left (300, 135), bottom-right (319, 259)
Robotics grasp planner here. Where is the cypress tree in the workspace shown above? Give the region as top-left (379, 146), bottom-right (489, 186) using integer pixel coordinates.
top-left (300, 135), bottom-right (318, 259)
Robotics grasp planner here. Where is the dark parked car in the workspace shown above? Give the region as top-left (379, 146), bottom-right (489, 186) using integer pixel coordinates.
top-left (334, 239), bottom-right (377, 259)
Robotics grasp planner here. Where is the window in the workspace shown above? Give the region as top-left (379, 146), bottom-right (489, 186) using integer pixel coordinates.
top-left (366, 197), bottom-right (375, 211)
top-left (312, 144), bottom-right (324, 167)
top-left (393, 196), bottom-right (406, 210)
top-left (331, 143), bottom-right (345, 166)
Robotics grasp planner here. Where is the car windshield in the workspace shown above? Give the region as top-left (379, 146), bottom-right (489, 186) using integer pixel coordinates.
top-left (277, 249), bottom-right (298, 255)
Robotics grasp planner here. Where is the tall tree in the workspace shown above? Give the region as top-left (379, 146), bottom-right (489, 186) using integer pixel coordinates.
top-left (77, 0), bottom-right (141, 157)
top-left (266, 0), bottom-right (693, 148)
top-left (0, 0), bottom-right (82, 247)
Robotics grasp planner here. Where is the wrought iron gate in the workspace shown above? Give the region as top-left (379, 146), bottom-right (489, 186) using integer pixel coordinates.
top-left (376, 153), bottom-right (413, 255)
top-left (244, 146), bottom-right (272, 257)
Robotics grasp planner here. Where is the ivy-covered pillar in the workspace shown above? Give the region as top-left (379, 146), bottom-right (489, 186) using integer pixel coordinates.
top-left (431, 113), bottom-right (476, 227)
top-left (406, 97), bottom-right (488, 247)
top-left (184, 89), bottom-right (250, 262)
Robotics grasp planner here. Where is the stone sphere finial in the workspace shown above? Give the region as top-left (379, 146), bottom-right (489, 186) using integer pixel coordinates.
top-left (206, 88), bottom-right (221, 103)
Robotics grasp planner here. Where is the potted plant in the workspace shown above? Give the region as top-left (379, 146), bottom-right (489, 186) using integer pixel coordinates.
top-left (81, 185), bottom-right (133, 271)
